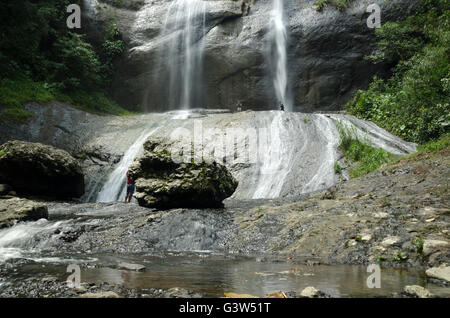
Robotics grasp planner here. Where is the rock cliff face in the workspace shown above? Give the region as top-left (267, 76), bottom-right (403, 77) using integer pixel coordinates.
top-left (0, 140), bottom-right (85, 199)
top-left (128, 137), bottom-right (238, 208)
top-left (83, 0), bottom-right (419, 112)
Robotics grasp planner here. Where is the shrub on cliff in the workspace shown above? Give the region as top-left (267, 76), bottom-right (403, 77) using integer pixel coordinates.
top-left (346, 0), bottom-right (450, 143)
top-left (0, 0), bottom-right (130, 120)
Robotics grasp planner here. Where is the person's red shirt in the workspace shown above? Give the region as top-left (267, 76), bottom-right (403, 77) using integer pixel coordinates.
top-left (126, 171), bottom-right (133, 184)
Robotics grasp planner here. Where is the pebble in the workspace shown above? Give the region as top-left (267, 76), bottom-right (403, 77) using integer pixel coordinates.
top-left (118, 263), bottom-right (146, 272)
top-left (403, 285), bottom-right (433, 298)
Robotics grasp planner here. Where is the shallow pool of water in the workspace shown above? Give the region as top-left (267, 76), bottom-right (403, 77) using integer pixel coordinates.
top-left (2, 252), bottom-right (449, 297)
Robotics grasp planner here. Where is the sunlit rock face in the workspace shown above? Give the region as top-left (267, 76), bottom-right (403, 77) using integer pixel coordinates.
top-left (83, 0), bottom-right (419, 112)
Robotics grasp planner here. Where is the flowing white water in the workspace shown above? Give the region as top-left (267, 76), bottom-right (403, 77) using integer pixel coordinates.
top-left (96, 127), bottom-right (160, 202)
top-left (0, 219), bottom-right (68, 263)
top-left (302, 115), bottom-right (340, 193)
top-left (158, 0), bottom-right (207, 110)
top-left (271, 0), bottom-right (289, 110)
top-left (86, 110), bottom-right (417, 202)
top-left (253, 112), bottom-right (291, 199)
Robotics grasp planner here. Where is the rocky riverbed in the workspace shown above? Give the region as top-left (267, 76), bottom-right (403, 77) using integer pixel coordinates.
top-left (0, 146), bottom-right (448, 297)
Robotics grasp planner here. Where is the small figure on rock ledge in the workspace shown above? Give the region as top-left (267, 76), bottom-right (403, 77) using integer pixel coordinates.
top-left (125, 171), bottom-right (135, 203)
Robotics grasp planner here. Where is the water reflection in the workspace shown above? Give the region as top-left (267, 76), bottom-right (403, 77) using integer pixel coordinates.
top-left (77, 254), bottom-right (449, 298)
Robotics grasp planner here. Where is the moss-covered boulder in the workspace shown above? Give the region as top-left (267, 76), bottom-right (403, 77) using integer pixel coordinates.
top-left (0, 197), bottom-right (48, 228)
top-left (0, 140), bottom-right (84, 199)
top-left (128, 138), bottom-right (238, 209)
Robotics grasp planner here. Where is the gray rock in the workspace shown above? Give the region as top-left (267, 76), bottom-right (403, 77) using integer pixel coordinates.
top-left (426, 265), bottom-right (450, 283)
top-left (381, 236), bottom-right (400, 247)
top-left (163, 287), bottom-right (203, 298)
top-left (84, 0), bottom-right (420, 112)
top-left (299, 286), bottom-right (330, 298)
top-left (0, 197), bottom-right (48, 228)
top-left (423, 240), bottom-right (449, 256)
top-left (0, 140), bottom-right (84, 199)
top-left (129, 137), bottom-right (238, 209)
top-left (0, 184), bottom-right (12, 195)
top-left (118, 262), bottom-right (146, 271)
top-left (79, 291), bottom-right (120, 298)
top-left (403, 285), bottom-right (433, 298)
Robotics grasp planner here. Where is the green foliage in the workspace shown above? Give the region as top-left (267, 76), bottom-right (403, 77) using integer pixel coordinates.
top-left (0, 76), bottom-right (132, 122)
top-left (365, 22), bottom-right (425, 65)
top-left (417, 134), bottom-right (450, 152)
top-left (393, 252), bottom-right (408, 262)
top-left (54, 90), bottom-right (133, 116)
top-left (338, 123), bottom-right (394, 178)
top-left (412, 236), bottom-right (425, 259)
top-left (346, 0), bottom-right (450, 144)
top-left (314, 0), bottom-right (353, 12)
top-left (375, 256), bottom-right (386, 264)
top-left (52, 33), bottom-right (102, 91)
top-left (0, 0), bottom-right (130, 119)
top-left (100, 23), bottom-right (126, 87)
top-left (0, 76), bottom-right (53, 122)
top-left (334, 161), bottom-right (342, 175)
top-left (0, 76), bottom-right (53, 108)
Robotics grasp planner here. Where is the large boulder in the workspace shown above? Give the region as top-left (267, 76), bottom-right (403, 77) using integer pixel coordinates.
top-left (0, 197), bottom-right (48, 228)
top-left (0, 140), bottom-right (84, 199)
top-left (128, 138), bottom-right (238, 209)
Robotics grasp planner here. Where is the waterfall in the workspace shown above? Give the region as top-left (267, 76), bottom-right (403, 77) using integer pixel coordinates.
top-left (157, 0), bottom-right (207, 110)
top-left (252, 112), bottom-right (291, 199)
top-left (96, 127), bottom-right (160, 202)
top-left (270, 0), bottom-right (289, 110)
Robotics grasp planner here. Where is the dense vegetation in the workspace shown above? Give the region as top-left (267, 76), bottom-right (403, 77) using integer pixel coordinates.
top-left (314, 0), bottom-right (353, 12)
top-left (337, 123), bottom-right (394, 178)
top-left (346, 0), bottom-right (450, 144)
top-left (0, 0), bottom-right (131, 122)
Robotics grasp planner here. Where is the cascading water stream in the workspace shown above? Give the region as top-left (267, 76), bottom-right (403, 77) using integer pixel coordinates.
top-left (96, 126), bottom-right (161, 202)
top-left (252, 112), bottom-right (291, 199)
top-left (271, 0), bottom-right (289, 110)
top-left (0, 219), bottom-right (69, 263)
top-left (157, 0), bottom-right (207, 110)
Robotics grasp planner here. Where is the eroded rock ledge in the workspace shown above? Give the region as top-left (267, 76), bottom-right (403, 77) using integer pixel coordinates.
top-left (0, 140), bottom-right (85, 199)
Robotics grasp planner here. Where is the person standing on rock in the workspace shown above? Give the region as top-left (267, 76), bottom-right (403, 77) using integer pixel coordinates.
top-left (280, 102), bottom-right (285, 111)
top-left (125, 171), bottom-right (135, 203)
top-left (236, 100), bottom-right (243, 112)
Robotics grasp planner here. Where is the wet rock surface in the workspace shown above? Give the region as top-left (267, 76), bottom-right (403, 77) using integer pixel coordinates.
top-left (0, 140), bottom-right (84, 199)
top-left (0, 197), bottom-right (48, 229)
top-left (426, 265), bottom-right (450, 284)
top-left (84, 0), bottom-right (419, 112)
top-left (129, 137), bottom-right (238, 209)
top-left (299, 286), bottom-right (331, 298)
top-left (0, 273), bottom-right (206, 298)
top-left (402, 285), bottom-right (433, 298)
top-left (15, 147), bottom-right (447, 272)
top-left (229, 148), bottom-right (449, 268)
top-left (0, 106), bottom-right (416, 202)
